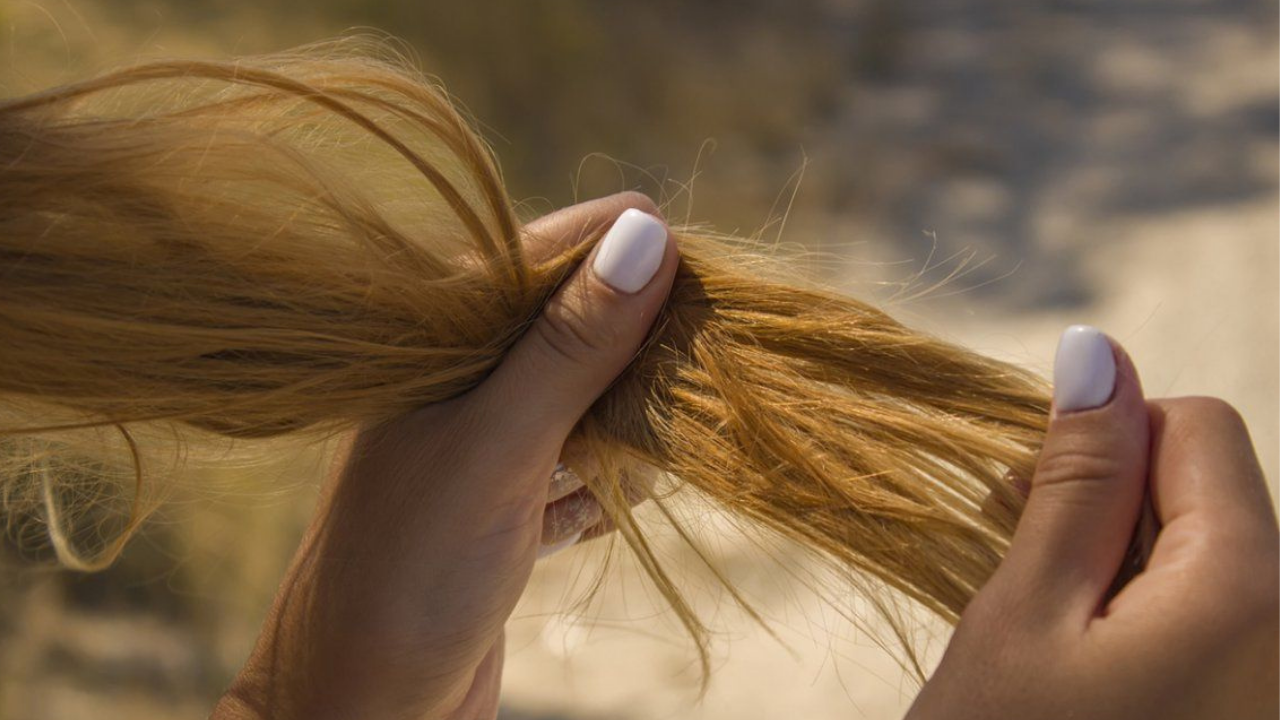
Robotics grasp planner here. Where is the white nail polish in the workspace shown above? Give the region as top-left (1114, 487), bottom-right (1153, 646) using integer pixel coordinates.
top-left (536, 531), bottom-right (583, 560)
top-left (548, 462), bottom-right (585, 501)
top-left (591, 209), bottom-right (667, 293)
top-left (1053, 325), bottom-right (1117, 412)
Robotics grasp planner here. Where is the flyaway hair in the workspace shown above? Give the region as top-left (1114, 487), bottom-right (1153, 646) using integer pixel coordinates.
top-left (0, 39), bottom-right (1049, 679)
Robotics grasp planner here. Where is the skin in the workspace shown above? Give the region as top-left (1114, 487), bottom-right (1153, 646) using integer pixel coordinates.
top-left (213, 192), bottom-right (677, 720)
top-left (909, 342), bottom-right (1279, 719)
top-left (213, 194), bottom-right (1279, 719)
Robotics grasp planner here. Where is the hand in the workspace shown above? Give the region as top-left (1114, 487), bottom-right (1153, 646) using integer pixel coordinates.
top-left (909, 326), bottom-right (1279, 719)
top-left (213, 192), bottom-right (679, 720)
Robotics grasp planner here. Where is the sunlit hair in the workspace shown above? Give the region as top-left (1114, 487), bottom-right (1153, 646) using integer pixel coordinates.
top-left (0, 38), bottom-right (1049, 679)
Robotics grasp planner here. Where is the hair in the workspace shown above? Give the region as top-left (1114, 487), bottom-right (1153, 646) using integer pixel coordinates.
top-left (0, 38), bottom-right (1049, 681)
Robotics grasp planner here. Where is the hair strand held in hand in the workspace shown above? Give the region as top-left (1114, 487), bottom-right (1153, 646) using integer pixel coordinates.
top-left (0, 37), bottom-right (1050, 680)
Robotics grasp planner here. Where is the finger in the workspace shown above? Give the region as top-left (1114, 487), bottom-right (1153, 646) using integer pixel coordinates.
top-left (546, 438), bottom-right (596, 502)
top-left (1147, 397), bottom-right (1277, 550)
top-left (540, 464), bottom-right (656, 552)
top-left (547, 462), bottom-right (585, 503)
top-left (980, 470), bottom-right (1029, 531)
top-left (521, 192), bottom-right (662, 264)
top-left (546, 445), bottom-right (657, 536)
top-left (578, 473), bottom-right (654, 542)
top-left (988, 325), bottom-right (1151, 619)
top-left (471, 204), bottom-right (678, 454)
top-left (1099, 399), bottom-right (1277, 671)
top-left (539, 487), bottom-right (603, 554)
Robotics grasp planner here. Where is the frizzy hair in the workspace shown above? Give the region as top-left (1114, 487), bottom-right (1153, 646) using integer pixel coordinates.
top-left (0, 39), bottom-right (1049, 678)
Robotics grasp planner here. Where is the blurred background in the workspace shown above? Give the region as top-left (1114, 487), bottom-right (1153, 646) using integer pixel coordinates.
top-left (0, 1), bottom-right (1275, 718)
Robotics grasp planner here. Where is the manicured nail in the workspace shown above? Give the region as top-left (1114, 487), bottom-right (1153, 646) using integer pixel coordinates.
top-left (1053, 325), bottom-right (1117, 413)
top-left (591, 209), bottom-right (667, 293)
top-left (548, 462), bottom-right (583, 501)
top-left (537, 531), bottom-right (582, 560)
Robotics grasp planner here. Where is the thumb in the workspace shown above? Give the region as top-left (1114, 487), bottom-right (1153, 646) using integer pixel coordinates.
top-left (472, 206), bottom-right (677, 448)
top-left (992, 325), bottom-right (1151, 619)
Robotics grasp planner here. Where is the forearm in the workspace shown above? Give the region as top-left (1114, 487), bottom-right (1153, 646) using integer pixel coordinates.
top-left (211, 533), bottom-right (488, 720)
top-left (210, 453), bottom-right (497, 720)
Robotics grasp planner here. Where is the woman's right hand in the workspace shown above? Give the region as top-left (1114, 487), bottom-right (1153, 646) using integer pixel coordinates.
top-left (909, 326), bottom-right (1279, 720)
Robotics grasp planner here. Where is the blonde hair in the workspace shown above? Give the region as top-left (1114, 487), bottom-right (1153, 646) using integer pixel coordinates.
top-left (0, 39), bottom-right (1048, 679)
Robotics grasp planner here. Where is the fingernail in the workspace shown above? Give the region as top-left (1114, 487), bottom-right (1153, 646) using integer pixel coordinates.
top-left (1053, 325), bottom-right (1117, 413)
top-left (548, 462), bottom-right (583, 501)
top-left (591, 209), bottom-right (668, 293)
top-left (536, 531), bottom-right (583, 560)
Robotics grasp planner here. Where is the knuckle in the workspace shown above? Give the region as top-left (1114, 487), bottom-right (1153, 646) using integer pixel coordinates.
top-left (1175, 396), bottom-right (1247, 432)
top-left (530, 292), bottom-right (615, 365)
top-left (1033, 444), bottom-right (1127, 493)
top-left (1157, 396), bottom-right (1253, 456)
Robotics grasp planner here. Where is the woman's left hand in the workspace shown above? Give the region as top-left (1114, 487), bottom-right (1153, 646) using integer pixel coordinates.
top-left (213, 192), bottom-right (678, 720)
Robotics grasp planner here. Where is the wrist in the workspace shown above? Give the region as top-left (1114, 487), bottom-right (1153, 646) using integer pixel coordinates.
top-left (218, 641), bottom-right (488, 720)
top-left (218, 536), bottom-right (494, 720)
